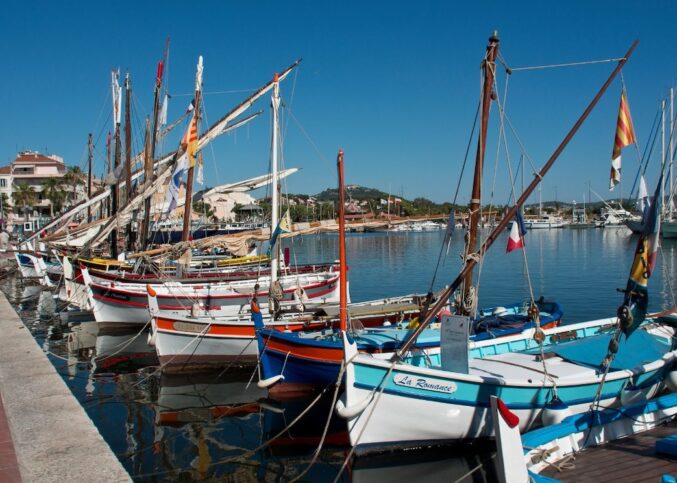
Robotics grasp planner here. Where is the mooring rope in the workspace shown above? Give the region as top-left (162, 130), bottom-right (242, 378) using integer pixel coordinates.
top-left (332, 356), bottom-right (397, 483)
top-left (290, 359), bottom-right (346, 482)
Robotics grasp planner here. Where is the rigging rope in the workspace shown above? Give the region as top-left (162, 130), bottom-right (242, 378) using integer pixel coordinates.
top-left (507, 57), bottom-right (625, 72)
top-left (493, 60), bottom-right (555, 392)
top-left (427, 100), bottom-right (481, 293)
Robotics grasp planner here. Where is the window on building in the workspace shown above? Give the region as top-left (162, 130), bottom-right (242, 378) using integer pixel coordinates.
top-left (0, 179), bottom-right (5, 188)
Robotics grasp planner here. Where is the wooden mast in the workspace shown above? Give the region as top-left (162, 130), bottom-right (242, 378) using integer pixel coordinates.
top-left (87, 133), bottom-right (93, 223)
top-left (106, 131), bottom-right (111, 217)
top-left (460, 31), bottom-right (499, 316)
top-left (270, 73), bottom-right (281, 288)
top-left (337, 149), bottom-right (348, 331)
top-left (110, 70), bottom-right (122, 259)
top-left (181, 56), bottom-right (203, 242)
top-left (124, 73), bottom-right (132, 204)
top-left (395, 39), bottom-right (639, 357)
top-left (124, 72), bottom-right (134, 251)
top-left (141, 40), bottom-right (169, 250)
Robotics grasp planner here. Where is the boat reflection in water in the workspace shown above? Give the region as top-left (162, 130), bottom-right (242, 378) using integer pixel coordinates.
top-left (156, 371), bottom-right (264, 426)
top-left (59, 320), bottom-right (501, 480)
top-left (259, 392), bottom-right (498, 482)
top-left (350, 449), bottom-right (497, 483)
top-left (66, 321), bottom-right (158, 374)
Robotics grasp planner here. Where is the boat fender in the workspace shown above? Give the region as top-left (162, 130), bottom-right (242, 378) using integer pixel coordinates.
top-left (257, 374), bottom-right (285, 389)
top-left (541, 397), bottom-right (572, 426)
top-left (335, 394), bottom-right (372, 419)
top-left (665, 371), bottom-right (677, 392)
top-left (191, 303), bottom-right (204, 317)
top-left (147, 330), bottom-right (156, 346)
top-left (620, 384), bottom-right (648, 406)
top-left (493, 307), bottom-right (508, 316)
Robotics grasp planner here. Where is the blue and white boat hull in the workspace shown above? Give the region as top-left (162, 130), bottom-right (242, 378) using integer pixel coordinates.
top-left (337, 321), bottom-right (677, 452)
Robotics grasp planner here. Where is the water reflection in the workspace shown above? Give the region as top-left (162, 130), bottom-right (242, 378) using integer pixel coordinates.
top-left (3, 229), bottom-right (677, 481)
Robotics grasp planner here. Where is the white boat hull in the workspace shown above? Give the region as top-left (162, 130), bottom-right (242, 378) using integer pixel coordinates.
top-left (338, 321), bottom-right (677, 452)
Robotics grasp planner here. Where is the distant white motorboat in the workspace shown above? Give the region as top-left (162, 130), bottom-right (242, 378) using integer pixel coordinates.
top-left (595, 203), bottom-right (639, 227)
top-left (524, 214), bottom-right (565, 229)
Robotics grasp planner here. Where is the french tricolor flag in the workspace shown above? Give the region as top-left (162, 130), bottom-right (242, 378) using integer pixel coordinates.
top-left (506, 212), bottom-right (526, 253)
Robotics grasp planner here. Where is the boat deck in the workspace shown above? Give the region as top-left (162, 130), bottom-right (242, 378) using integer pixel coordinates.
top-left (541, 420), bottom-right (677, 482)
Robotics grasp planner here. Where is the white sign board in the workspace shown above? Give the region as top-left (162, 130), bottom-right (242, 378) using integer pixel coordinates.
top-left (440, 314), bottom-right (470, 373)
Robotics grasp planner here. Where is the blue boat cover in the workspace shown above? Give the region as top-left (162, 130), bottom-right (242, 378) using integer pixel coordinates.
top-left (355, 328), bottom-right (440, 350)
top-left (656, 434), bottom-right (677, 457)
top-left (542, 330), bottom-right (671, 371)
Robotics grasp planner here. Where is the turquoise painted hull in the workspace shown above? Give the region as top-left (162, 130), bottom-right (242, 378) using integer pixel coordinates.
top-left (338, 320), bottom-right (677, 451)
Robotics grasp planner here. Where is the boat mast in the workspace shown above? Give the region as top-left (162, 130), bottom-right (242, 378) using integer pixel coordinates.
top-left (181, 56), bottom-right (203, 242)
top-left (337, 149), bottom-right (348, 332)
top-left (395, 39), bottom-right (639, 357)
top-left (87, 133), bottom-right (93, 223)
top-left (110, 70), bottom-right (122, 258)
top-left (583, 188), bottom-right (586, 222)
top-left (460, 31), bottom-right (499, 316)
top-left (106, 131), bottom-right (111, 217)
top-left (124, 73), bottom-right (134, 251)
top-left (670, 87), bottom-right (674, 219)
top-left (661, 98), bottom-right (666, 213)
top-left (270, 73), bottom-right (281, 286)
top-left (124, 73), bottom-right (132, 205)
top-left (141, 40), bottom-right (169, 250)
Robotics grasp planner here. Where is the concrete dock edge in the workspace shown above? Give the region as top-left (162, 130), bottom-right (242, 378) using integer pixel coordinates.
top-left (0, 290), bottom-right (131, 482)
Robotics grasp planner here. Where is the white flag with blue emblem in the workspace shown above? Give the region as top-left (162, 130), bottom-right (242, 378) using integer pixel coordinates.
top-left (164, 154), bottom-right (188, 214)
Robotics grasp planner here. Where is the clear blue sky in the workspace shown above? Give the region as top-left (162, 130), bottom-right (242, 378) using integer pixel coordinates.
top-left (2, 1), bottom-right (676, 205)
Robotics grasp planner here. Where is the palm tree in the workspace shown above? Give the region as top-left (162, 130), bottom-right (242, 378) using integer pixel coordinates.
top-left (42, 177), bottom-right (66, 217)
top-left (0, 193), bottom-right (10, 229)
top-left (13, 182), bottom-right (36, 221)
top-left (62, 166), bottom-right (86, 206)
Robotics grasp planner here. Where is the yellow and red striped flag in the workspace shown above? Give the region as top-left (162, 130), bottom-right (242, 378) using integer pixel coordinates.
top-left (182, 114), bottom-right (199, 167)
top-left (610, 89), bottom-right (636, 190)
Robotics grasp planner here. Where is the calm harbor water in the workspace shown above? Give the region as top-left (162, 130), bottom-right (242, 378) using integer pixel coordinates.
top-left (3, 228), bottom-right (677, 481)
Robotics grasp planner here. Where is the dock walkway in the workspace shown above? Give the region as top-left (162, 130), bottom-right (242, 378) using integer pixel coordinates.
top-left (541, 420), bottom-right (677, 482)
top-left (0, 289), bottom-right (130, 482)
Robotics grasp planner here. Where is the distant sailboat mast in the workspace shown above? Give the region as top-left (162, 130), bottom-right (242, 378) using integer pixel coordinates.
top-left (661, 98), bottom-right (666, 213)
top-left (670, 87), bottom-right (674, 219)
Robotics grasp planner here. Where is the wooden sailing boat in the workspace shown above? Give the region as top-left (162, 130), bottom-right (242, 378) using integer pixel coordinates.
top-left (79, 65), bottom-right (343, 325)
top-left (252, 149), bottom-right (563, 397)
top-left (333, 35), bottom-right (677, 453)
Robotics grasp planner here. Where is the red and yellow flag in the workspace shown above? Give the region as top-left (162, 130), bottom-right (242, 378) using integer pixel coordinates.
top-left (182, 114), bottom-right (199, 167)
top-left (610, 90), bottom-right (636, 190)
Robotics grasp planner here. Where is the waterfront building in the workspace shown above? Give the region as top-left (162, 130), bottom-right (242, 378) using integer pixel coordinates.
top-left (0, 150), bottom-right (91, 232)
